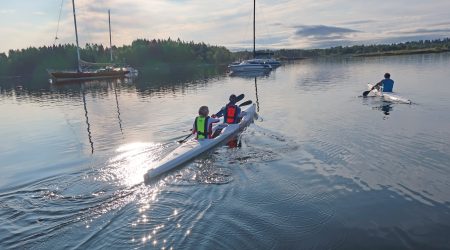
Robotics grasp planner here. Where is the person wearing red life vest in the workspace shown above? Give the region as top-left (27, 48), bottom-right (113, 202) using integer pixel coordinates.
top-left (213, 94), bottom-right (242, 124)
top-left (192, 106), bottom-right (220, 140)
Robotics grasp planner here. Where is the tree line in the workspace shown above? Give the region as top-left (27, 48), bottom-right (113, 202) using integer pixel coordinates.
top-left (0, 38), bottom-right (234, 79)
top-left (274, 38), bottom-right (450, 59)
top-left (233, 38), bottom-right (450, 60)
top-left (1, 38), bottom-right (449, 79)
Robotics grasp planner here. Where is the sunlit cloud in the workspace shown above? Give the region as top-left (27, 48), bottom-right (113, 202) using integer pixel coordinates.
top-left (1, 0), bottom-right (450, 53)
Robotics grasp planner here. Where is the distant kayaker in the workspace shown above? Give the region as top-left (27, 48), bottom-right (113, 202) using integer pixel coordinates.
top-left (193, 106), bottom-right (220, 140)
top-left (213, 94), bottom-right (242, 124)
top-left (374, 73), bottom-right (394, 92)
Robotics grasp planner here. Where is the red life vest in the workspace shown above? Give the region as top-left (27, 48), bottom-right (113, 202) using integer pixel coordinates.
top-left (224, 104), bottom-right (238, 124)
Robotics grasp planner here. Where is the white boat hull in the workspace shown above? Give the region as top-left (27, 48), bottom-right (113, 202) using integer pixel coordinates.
top-left (367, 84), bottom-right (411, 104)
top-left (228, 62), bottom-right (271, 72)
top-left (144, 104), bottom-right (257, 181)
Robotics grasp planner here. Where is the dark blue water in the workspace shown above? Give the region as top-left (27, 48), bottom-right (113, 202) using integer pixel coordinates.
top-left (1, 53), bottom-right (450, 249)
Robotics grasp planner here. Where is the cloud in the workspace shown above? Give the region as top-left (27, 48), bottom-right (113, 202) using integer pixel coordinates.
top-left (338, 20), bottom-right (376, 26)
top-left (0, 9), bottom-right (15, 14)
top-left (395, 28), bottom-right (450, 35)
top-left (2, 0), bottom-right (450, 53)
top-left (295, 25), bottom-right (360, 38)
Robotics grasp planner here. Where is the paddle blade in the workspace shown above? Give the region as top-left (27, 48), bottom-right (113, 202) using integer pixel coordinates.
top-left (362, 90), bottom-right (370, 97)
top-left (177, 133), bottom-right (193, 143)
top-left (239, 100), bottom-right (252, 107)
top-left (236, 94), bottom-right (245, 102)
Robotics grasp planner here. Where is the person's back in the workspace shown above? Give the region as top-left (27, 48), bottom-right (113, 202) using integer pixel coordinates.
top-left (214, 94), bottom-right (241, 124)
top-left (381, 78), bottom-right (394, 92)
top-left (193, 106), bottom-right (219, 140)
top-left (380, 73), bottom-right (394, 92)
top-left (224, 103), bottom-right (241, 124)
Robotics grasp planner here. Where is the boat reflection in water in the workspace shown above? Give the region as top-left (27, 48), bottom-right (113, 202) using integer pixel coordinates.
top-left (228, 69), bottom-right (270, 78)
top-left (373, 102), bottom-right (393, 119)
top-left (50, 78), bottom-right (130, 153)
top-left (224, 73), bottom-right (263, 148)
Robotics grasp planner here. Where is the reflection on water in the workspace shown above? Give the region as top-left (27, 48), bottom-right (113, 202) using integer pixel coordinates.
top-left (1, 53), bottom-right (450, 249)
top-left (113, 82), bottom-right (124, 135)
top-left (81, 84), bottom-right (94, 154)
top-left (254, 77), bottom-right (260, 112)
top-left (374, 102), bottom-right (393, 118)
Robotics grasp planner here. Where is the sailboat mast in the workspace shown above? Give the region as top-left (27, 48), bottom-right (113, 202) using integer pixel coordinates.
top-left (108, 10), bottom-right (113, 62)
top-left (253, 0), bottom-right (256, 58)
top-left (71, 0), bottom-right (82, 72)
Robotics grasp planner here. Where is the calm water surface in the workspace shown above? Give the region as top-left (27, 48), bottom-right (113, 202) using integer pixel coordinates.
top-left (1, 53), bottom-right (450, 249)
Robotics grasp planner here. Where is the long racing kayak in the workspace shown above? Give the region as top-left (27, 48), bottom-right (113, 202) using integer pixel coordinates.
top-left (367, 84), bottom-right (411, 104)
top-left (144, 103), bottom-right (257, 181)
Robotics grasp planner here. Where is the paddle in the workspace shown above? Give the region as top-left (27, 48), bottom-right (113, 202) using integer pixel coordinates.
top-left (238, 100), bottom-right (252, 107)
top-left (177, 133), bottom-right (193, 144)
top-left (235, 93), bottom-right (245, 103)
top-left (363, 84), bottom-right (376, 97)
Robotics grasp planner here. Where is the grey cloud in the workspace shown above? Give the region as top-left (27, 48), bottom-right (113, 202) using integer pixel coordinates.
top-left (338, 20), bottom-right (376, 25)
top-left (236, 35), bottom-right (289, 46)
top-left (295, 25), bottom-right (360, 37)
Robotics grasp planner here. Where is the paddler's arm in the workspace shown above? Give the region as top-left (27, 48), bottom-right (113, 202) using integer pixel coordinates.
top-left (374, 80), bottom-right (383, 88)
top-left (214, 107), bottom-right (225, 118)
top-left (210, 117), bottom-right (221, 123)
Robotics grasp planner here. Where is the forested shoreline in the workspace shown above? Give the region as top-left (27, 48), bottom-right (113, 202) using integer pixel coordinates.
top-left (233, 38), bottom-right (450, 60)
top-left (0, 38), bottom-right (233, 80)
top-left (1, 38), bottom-right (449, 79)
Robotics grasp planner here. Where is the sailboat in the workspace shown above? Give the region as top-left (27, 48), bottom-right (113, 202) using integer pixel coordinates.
top-left (48, 0), bottom-right (129, 82)
top-left (228, 0), bottom-right (276, 73)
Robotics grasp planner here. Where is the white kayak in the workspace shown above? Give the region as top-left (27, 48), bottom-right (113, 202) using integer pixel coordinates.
top-left (367, 84), bottom-right (411, 104)
top-left (144, 104), bottom-right (257, 181)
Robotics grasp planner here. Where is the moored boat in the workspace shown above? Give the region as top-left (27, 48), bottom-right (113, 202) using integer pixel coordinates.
top-left (228, 60), bottom-right (272, 73)
top-left (228, 0), bottom-right (276, 74)
top-left (48, 68), bottom-right (129, 82)
top-left (247, 58), bottom-right (281, 68)
top-left (144, 103), bottom-right (257, 181)
top-left (49, 2), bottom-right (132, 82)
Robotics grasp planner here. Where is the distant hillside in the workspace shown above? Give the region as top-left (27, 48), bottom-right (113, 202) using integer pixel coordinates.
top-left (234, 38), bottom-right (450, 60)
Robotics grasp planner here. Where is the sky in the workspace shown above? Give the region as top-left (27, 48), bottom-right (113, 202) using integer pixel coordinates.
top-left (1, 0), bottom-right (450, 53)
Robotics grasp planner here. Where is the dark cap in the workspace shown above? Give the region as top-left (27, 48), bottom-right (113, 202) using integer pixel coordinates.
top-left (229, 94), bottom-right (237, 102)
top-left (384, 73), bottom-right (391, 78)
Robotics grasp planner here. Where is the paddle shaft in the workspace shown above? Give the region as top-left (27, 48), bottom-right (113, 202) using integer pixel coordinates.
top-left (363, 84), bottom-right (378, 97)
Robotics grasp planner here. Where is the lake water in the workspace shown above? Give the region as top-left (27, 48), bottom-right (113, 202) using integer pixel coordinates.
top-left (1, 53), bottom-right (450, 249)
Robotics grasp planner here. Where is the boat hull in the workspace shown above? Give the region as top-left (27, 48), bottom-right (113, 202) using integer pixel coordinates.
top-left (49, 70), bottom-right (130, 82)
top-left (144, 104), bottom-right (257, 181)
top-left (367, 84), bottom-right (411, 104)
top-left (228, 62), bottom-right (271, 73)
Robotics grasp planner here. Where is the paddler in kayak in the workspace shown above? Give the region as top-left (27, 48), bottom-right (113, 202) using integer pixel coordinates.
top-left (213, 94), bottom-right (242, 124)
top-left (212, 94), bottom-right (244, 144)
top-left (193, 106), bottom-right (220, 140)
top-left (374, 73), bottom-right (394, 92)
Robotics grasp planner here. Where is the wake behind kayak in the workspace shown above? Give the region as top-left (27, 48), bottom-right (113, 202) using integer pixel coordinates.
top-left (144, 104), bottom-right (257, 182)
